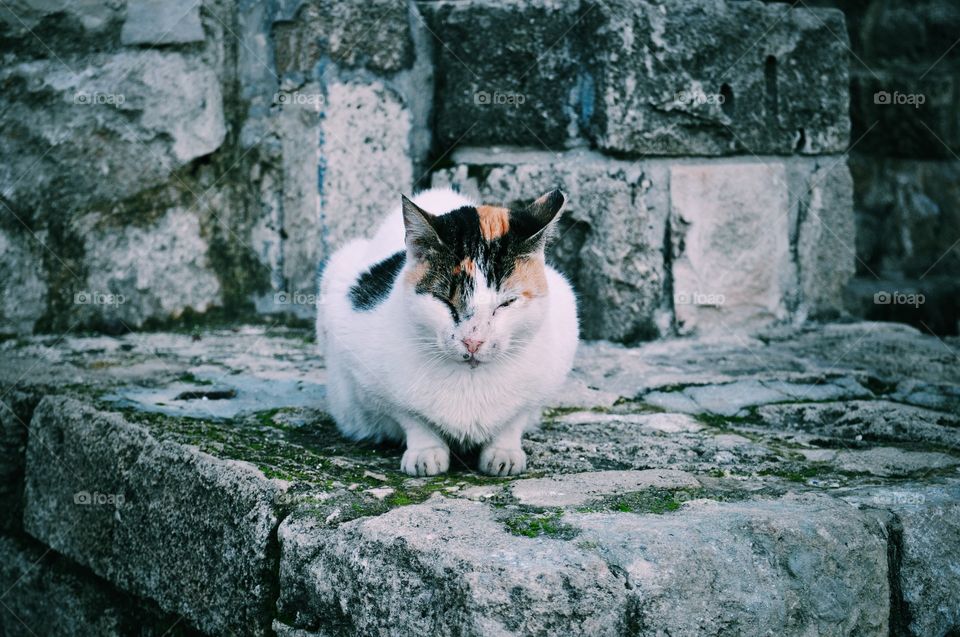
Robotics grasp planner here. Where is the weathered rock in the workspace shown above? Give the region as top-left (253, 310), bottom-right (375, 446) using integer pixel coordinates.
top-left (795, 161), bottom-right (856, 318)
top-left (0, 227), bottom-right (47, 336)
top-left (582, 0), bottom-right (850, 155)
top-left (72, 207), bottom-right (222, 328)
top-left (433, 147), bottom-right (670, 342)
top-left (0, 390), bottom-right (40, 532)
top-left (421, 0), bottom-right (584, 149)
top-left (22, 397), bottom-right (287, 636)
top-left (754, 400), bottom-right (960, 448)
top-left (670, 161), bottom-right (792, 334)
top-left (644, 376), bottom-right (873, 416)
top-left (798, 447), bottom-right (959, 478)
top-left (851, 71), bottom-right (960, 159)
top-left (120, 0), bottom-right (205, 45)
top-left (842, 481), bottom-right (960, 637)
top-left (851, 156), bottom-right (960, 279)
top-left (0, 51), bottom-right (225, 216)
top-left (570, 494), bottom-right (889, 636)
top-left (511, 469), bottom-right (699, 507)
top-left (0, 533), bottom-right (195, 637)
top-left (278, 496), bottom-right (629, 635)
top-left (272, 0), bottom-right (415, 75)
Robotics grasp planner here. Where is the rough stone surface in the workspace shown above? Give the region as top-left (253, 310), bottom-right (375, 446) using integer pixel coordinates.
top-left (0, 533), bottom-right (196, 636)
top-left (795, 161), bottom-right (856, 319)
top-left (74, 208), bottom-right (223, 328)
top-left (571, 494), bottom-right (890, 636)
top-left (670, 161), bottom-right (791, 334)
top-left (272, 0), bottom-right (415, 75)
top-left (433, 148), bottom-right (670, 341)
top-left (421, 0), bottom-right (584, 149)
top-left (0, 51), bottom-right (225, 215)
top-left (0, 321), bottom-right (957, 636)
top-left (423, 0), bottom-right (849, 155)
top-left (511, 469), bottom-right (700, 507)
top-left (0, 227), bottom-right (47, 336)
top-left (583, 0), bottom-right (851, 155)
top-left (121, 0), bottom-right (206, 45)
top-left (22, 397), bottom-right (287, 637)
top-left (278, 496), bottom-right (629, 636)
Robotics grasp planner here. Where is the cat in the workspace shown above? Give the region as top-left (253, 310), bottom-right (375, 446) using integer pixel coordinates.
top-left (317, 187), bottom-right (578, 476)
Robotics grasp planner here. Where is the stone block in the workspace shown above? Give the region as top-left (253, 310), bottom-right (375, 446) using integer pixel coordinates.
top-left (121, 0), bottom-right (205, 45)
top-left (670, 161), bottom-right (792, 334)
top-left (850, 156), bottom-right (960, 278)
top-left (0, 51), bottom-right (225, 216)
top-left (851, 72), bottom-right (960, 159)
top-left (277, 496), bottom-right (628, 635)
top-left (421, 0), bottom-right (584, 150)
top-left (433, 148), bottom-right (669, 342)
top-left (0, 227), bottom-right (47, 336)
top-left (71, 208), bottom-right (222, 329)
top-left (795, 160), bottom-right (856, 318)
top-left (0, 533), bottom-right (194, 636)
top-left (272, 0), bottom-right (415, 75)
top-left (583, 0), bottom-right (850, 155)
top-left (22, 397), bottom-right (286, 636)
top-left (570, 494), bottom-right (889, 635)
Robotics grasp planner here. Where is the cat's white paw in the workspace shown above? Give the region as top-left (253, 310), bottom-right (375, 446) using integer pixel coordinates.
top-left (401, 446), bottom-right (450, 476)
top-left (479, 446), bottom-right (526, 476)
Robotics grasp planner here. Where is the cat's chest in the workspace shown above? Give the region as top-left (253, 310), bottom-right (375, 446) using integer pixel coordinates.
top-left (401, 363), bottom-right (530, 431)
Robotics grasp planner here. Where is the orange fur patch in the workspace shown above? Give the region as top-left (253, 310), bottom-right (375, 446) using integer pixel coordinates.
top-left (505, 258), bottom-right (548, 299)
top-left (476, 205), bottom-right (510, 241)
top-left (453, 257), bottom-right (476, 276)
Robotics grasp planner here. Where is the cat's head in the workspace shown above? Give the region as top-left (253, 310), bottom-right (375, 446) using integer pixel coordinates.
top-left (401, 190), bottom-right (566, 368)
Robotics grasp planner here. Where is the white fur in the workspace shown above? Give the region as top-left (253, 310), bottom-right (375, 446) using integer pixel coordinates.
top-left (317, 187), bottom-right (579, 476)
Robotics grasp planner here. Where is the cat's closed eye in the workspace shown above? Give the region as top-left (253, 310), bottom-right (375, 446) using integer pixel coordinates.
top-left (496, 297), bottom-right (518, 310)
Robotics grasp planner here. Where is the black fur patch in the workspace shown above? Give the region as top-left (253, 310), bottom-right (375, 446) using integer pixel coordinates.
top-left (349, 251), bottom-right (405, 311)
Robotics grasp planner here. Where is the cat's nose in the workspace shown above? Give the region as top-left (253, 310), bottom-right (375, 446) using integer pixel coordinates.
top-left (462, 338), bottom-right (484, 354)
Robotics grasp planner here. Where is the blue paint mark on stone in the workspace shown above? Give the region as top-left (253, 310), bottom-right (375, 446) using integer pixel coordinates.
top-left (577, 70), bottom-right (595, 130)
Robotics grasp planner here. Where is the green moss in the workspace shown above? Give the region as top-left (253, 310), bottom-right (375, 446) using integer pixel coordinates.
top-left (176, 372), bottom-right (213, 386)
top-left (504, 509), bottom-right (579, 539)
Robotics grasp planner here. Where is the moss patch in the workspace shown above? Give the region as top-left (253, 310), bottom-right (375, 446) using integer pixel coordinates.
top-left (503, 509), bottom-right (579, 539)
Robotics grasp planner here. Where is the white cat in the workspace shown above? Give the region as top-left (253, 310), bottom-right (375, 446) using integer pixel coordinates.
top-left (317, 187), bottom-right (578, 476)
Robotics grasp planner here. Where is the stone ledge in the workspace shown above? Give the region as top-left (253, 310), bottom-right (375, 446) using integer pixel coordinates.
top-left (0, 322), bottom-right (958, 636)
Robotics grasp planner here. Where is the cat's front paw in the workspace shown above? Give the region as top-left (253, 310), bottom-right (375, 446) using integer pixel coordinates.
top-left (479, 446), bottom-right (526, 476)
top-left (401, 446), bottom-right (450, 476)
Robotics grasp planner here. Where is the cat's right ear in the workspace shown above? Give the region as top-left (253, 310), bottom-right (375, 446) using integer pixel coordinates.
top-left (402, 195), bottom-right (442, 259)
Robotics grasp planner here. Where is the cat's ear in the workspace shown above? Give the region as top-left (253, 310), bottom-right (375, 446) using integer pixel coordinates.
top-left (521, 189), bottom-right (566, 252)
top-left (401, 194), bottom-right (443, 259)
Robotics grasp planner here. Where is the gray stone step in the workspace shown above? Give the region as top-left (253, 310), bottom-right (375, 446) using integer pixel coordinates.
top-left (1, 322), bottom-right (958, 636)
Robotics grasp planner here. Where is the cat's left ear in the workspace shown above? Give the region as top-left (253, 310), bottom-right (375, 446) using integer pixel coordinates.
top-left (521, 189), bottom-right (567, 252)
top-left (401, 195), bottom-right (443, 259)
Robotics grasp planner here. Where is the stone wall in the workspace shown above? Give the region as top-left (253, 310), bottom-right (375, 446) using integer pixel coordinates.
top-left (805, 0), bottom-right (960, 334)
top-left (1, 0), bottom-right (859, 343)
